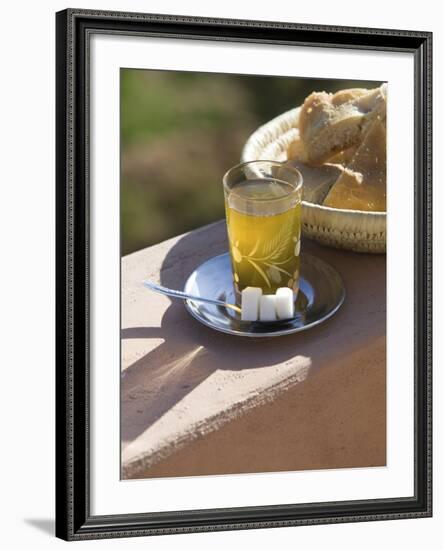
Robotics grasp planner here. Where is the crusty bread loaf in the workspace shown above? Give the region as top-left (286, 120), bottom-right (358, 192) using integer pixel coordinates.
top-left (299, 84), bottom-right (387, 165)
top-left (287, 131), bottom-right (357, 165)
top-left (330, 88), bottom-right (369, 106)
top-left (322, 117), bottom-right (386, 212)
top-left (327, 144), bottom-right (358, 165)
top-left (286, 133), bottom-right (308, 162)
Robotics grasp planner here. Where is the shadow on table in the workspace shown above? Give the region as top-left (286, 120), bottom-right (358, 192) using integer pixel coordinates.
top-left (121, 223), bottom-right (386, 448)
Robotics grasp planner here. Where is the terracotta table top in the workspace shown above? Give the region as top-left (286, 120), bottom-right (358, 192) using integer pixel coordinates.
top-left (121, 220), bottom-right (386, 479)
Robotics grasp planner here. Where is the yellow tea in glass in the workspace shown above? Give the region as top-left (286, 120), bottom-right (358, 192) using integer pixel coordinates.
top-left (223, 161), bottom-right (303, 300)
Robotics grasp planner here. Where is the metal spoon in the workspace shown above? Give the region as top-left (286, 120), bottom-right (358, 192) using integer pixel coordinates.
top-left (143, 280), bottom-right (242, 314)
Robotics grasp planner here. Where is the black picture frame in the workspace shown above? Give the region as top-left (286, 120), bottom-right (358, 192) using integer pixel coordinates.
top-left (55, 8), bottom-right (432, 541)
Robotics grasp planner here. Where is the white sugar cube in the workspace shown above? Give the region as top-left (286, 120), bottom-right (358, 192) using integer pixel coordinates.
top-left (259, 295), bottom-right (277, 322)
top-left (275, 287), bottom-right (295, 320)
top-left (241, 287), bottom-right (262, 321)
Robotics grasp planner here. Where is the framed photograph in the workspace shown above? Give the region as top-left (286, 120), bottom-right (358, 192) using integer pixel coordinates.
top-left (55, 8), bottom-right (432, 540)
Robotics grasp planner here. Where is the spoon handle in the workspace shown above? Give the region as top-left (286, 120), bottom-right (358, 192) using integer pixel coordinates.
top-left (142, 280), bottom-right (241, 314)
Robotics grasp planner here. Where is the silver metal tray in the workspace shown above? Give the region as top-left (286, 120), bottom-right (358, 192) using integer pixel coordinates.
top-left (184, 253), bottom-right (345, 337)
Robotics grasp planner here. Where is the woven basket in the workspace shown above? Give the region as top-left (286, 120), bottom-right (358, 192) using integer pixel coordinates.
top-left (241, 107), bottom-right (386, 254)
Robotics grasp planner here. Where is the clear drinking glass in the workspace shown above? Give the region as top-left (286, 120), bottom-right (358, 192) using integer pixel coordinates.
top-left (223, 160), bottom-right (303, 302)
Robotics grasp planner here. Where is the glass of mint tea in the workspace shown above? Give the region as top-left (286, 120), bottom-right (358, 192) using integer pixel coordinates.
top-left (223, 160), bottom-right (303, 303)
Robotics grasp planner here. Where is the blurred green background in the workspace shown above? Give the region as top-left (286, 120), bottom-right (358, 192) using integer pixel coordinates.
top-left (121, 69), bottom-right (381, 256)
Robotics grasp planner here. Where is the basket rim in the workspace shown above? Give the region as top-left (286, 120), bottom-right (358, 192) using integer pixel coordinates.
top-left (302, 200), bottom-right (386, 217)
